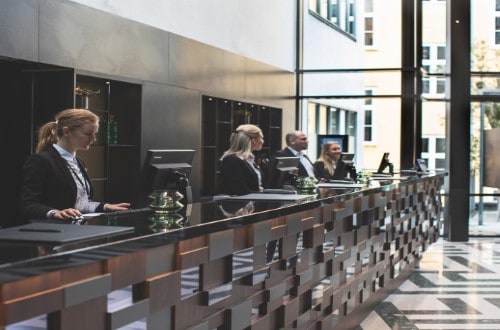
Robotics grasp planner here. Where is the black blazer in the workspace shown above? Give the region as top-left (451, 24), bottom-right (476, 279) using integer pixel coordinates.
top-left (313, 160), bottom-right (349, 181)
top-left (20, 145), bottom-right (103, 220)
top-left (218, 154), bottom-right (262, 196)
top-left (267, 148), bottom-right (314, 188)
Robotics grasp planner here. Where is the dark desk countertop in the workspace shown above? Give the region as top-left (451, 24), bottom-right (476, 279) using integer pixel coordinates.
top-left (0, 172), bottom-right (446, 283)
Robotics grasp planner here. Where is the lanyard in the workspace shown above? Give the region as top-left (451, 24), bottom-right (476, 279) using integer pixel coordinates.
top-left (67, 161), bottom-right (90, 196)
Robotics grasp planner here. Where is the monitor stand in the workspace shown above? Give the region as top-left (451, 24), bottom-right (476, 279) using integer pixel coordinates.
top-left (181, 185), bottom-right (193, 206)
top-left (376, 162), bottom-right (394, 176)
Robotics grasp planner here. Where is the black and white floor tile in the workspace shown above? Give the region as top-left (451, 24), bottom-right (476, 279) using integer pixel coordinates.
top-left (359, 238), bottom-right (500, 330)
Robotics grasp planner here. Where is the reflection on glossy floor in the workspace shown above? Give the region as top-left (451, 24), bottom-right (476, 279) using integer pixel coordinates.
top-left (470, 209), bottom-right (500, 236)
top-left (358, 238), bottom-right (500, 330)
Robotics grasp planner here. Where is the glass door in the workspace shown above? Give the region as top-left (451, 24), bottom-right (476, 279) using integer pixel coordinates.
top-left (469, 98), bottom-right (500, 236)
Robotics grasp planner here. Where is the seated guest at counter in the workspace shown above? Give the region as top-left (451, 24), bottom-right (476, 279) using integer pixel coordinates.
top-left (20, 108), bottom-right (130, 221)
top-left (218, 124), bottom-right (265, 195)
top-left (267, 130), bottom-right (316, 188)
top-left (313, 141), bottom-right (350, 181)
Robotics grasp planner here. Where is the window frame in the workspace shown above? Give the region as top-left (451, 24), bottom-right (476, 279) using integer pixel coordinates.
top-left (364, 0), bottom-right (374, 48)
top-left (421, 44), bottom-right (447, 97)
top-left (495, 0), bottom-right (500, 47)
top-left (309, 0), bottom-right (357, 38)
top-left (421, 135), bottom-right (446, 170)
top-left (363, 89), bottom-right (376, 144)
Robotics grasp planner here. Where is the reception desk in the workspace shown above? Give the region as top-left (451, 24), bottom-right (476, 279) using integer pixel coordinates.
top-left (0, 173), bottom-right (444, 329)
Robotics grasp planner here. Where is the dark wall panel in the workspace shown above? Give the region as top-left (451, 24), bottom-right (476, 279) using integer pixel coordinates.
top-left (243, 58), bottom-right (295, 110)
top-left (39, 0), bottom-right (169, 83)
top-left (141, 82), bottom-right (202, 199)
top-left (2, 63), bottom-right (32, 227)
top-left (1, 0), bottom-right (296, 203)
top-left (169, 34), bottom-right (246, 99)
top-left (0, 0), bottom-right (38, 61)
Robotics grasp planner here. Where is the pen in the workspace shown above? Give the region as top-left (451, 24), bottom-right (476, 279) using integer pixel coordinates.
top-left (19, 228), bottom-right (62, 233)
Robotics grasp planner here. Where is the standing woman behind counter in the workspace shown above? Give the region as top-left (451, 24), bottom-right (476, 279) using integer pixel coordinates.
top-left (218, 124), bottom-right (265, 195)
top-left (313, 141), bottom-right (350, 181)
top-left (20, 108), bottom-right (130, 221)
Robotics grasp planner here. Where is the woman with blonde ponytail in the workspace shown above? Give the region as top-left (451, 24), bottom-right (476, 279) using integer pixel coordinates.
top-left (20, 109), bottom-right (130, 221)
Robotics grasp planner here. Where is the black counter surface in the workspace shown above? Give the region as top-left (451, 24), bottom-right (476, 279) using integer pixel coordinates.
top-left (0, 173), bottom-right (444, 283)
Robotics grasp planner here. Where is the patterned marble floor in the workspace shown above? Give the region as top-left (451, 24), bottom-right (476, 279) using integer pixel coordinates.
top-left (359, 238), bottom-right (500, 330)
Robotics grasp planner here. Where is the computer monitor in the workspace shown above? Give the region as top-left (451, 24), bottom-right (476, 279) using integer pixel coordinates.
top-left (341, 153), bottom-right (357, 180)
top-left (376, 152), bottom-right (394, 175)
top-left (274, 156), bottom-right (300, 189)
top-left (341, 153), bottom-right (355, 164)
top-left (415, 158), bottom-right (428, 173)
top-left (140, 149), bottom-right (195, 205)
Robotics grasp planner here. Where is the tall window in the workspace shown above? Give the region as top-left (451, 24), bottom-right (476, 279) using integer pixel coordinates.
top-left (422, 136), bottom-right (446, 169)
top-left (310, 102), bottom-right (356, 136)
top-left (346, 111), bottom-right (357, 145)
top-left (364, 89), bottom-right (374, 143)
top-left (422, 44), bottom-right (446, 96)
top-left (309, 0), bottom-right (356, 37)
top-left (496, 0), bottom-right (500, 45)
top-left (364, 0), bottom-right (374, 46)
top-left (328, 107), bottom-right (339, 133)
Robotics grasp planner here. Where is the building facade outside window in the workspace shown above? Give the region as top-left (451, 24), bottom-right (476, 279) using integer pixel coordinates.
top-left (307, 101), bottom-right (358, 158)
top-left (364, 89), bottom-right (374, 143)
top-left (422, 44), bottom-right (446, 96)
top-left (496, 0), bottom-right (500, 45)
top-left (328, 107), bottom-right (339, 133)
top-left (422, 136), bottom-right (446, 170)
top-left (364, 0), bottom-right (374, 46)
top-left (309, 0), bottom-right (357, 36)
top-left (420, 43), bottom-right (446, 172)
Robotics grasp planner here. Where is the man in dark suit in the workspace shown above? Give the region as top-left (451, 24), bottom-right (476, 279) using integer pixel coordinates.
top-left (265, 130), bottom-right (316, 262)
top-left (266, 130), bottom-right (315, 189)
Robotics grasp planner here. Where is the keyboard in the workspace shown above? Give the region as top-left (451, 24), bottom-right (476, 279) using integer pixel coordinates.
top-left (262, 188), bottom-right (297, 195)
top-left (104, 207), bottom-right (153, 217)
top-left (329, 179), bottom-right (354, 184)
